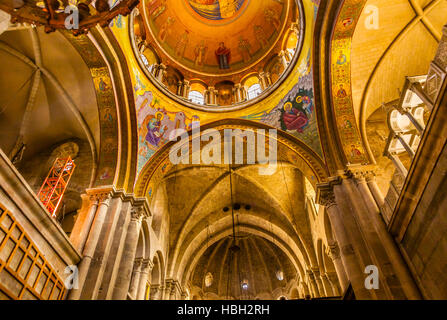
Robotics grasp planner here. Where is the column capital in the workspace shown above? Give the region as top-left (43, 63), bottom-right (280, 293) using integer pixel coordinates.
top-left (344, 165), bottom-right (378, 183)
top-left (133, 257), bottom-right (144, 269)
top-left (131, 206), bottom-right (145, 222)
top-left (327, 241), bottom-right (340, 260)
top-left (86, 186), bottom-right (113, 204)
top-left (142, 258), bottom-right (154, 271)
top-left (316, 189), bottom-right (336, 208)
top-left (311, 267), bottom-right (321, 277)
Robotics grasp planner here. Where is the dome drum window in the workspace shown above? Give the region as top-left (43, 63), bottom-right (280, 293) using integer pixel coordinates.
top-left (130, 0), bottom-right (305, 111)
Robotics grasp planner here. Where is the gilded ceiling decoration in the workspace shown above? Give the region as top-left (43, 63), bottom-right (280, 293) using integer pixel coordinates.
top-left (143, 0), bottom-right (292, 76)
top-left (110, 0), bottom-right (324, 178)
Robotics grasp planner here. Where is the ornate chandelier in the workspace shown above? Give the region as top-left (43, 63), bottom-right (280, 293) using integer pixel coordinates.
top-left (0, 0), bottom-right (139, 35)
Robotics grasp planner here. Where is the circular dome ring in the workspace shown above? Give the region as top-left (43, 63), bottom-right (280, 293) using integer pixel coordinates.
top-left (129, 0), bottom-right (305, 113)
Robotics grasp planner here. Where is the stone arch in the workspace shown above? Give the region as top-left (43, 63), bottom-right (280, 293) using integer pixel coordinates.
top-left (135, 118), bottom-right (328, 198)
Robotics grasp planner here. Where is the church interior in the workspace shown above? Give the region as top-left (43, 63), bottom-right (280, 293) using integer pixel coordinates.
top-left (0, 0), bottom-right (446, 300)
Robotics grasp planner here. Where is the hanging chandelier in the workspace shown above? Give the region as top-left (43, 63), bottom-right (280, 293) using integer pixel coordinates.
top-left (0, 0), bottom-right (139, 35)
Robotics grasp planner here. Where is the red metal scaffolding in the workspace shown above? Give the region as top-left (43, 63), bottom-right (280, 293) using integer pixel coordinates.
top-left (37, 157), bottom-right (76, 218)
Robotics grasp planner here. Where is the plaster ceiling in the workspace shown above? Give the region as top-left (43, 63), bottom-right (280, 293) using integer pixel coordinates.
top-left (351, 0), bottom-right (447, 126)
top-left (191, 234), bottom-right (297, 299)
top-left (0, 28), bottom-right (100, 161)
top-left (142, 0), bottom-right (295, 76)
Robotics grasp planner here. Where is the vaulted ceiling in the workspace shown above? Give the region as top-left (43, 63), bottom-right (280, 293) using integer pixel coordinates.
top-left (0, 27), bottom-right (99, 162)
top-left (352, 0), bottom-right (447, 126)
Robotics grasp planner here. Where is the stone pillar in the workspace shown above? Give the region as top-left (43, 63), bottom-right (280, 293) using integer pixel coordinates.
top-left (111, 207), bottom-right (144, 300)
top-left (68, 188), bottom-right (112, 300)
top-left (150, 284), bottom-right (161, 300)
top-left (311, 268), bottom-right (327, 297)
top-left (326, 241), bottom-right (348, 291)
top-left (306, 270), bottom-right (320, 298)
top-left (350, 168), bottom-right (422, 300)
top-left (320, 272), bottom-right (335, 296)
top-left (234, 83), bottom-right (243, 103)
top-left (207, 86), bottom-right (217, 105)
top-left (70, 193), bottom-right (99, 253)
top-left (291, 21), bottom-right (300, 38)
top-left (265, 72), bottom-right (272, 86)
top-left (137, 259), bottom-right (153, 300)
top-left (156, 63), bottom-right (167, 83)
top-left (326, 271), bottom-right (341, 296)
top-left (259, 72), bottom-right (269, 91)
top-left (279, 50), bottom-right (289, 69)
top-left (129, 258), bottom-right (143, 299)
top-left (317, 185), bottom-right (373, 299)
top-left (300, 281), bottom-right (310, 299)
top-left (182, 80), bottom-right (190, 99)
top-left (81, 193), bottom-right (125, 300)
top-left (151, 63), bottom-right (159, 77)
top-left (177, 81), bottom-right (183, 96)
top-left (365, 173), bottom-right (385, 208)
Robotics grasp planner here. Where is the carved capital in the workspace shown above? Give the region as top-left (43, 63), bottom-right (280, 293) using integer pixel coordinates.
top-left (318, 190), bottom-right (336, 208)
top-left (345, 165), bottom-right (378, 184)
top-left (306, 269), bottom-right (316, 281)
top-left (327, 241), bottom-right (340, 260)
top-left (131, 206), bottom-right (145, 222)
top-left (88, 191), bottom-right (111, 205)
top-left (142, 258), bottom-right (154, 271)
top-left (133, 257), bottom-right (143, 270)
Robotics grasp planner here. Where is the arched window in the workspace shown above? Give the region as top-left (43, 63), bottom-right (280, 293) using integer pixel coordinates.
top-left (188, 90), bottom-right (205, 105)
top-left (247, 83), bottom-right (262, 100)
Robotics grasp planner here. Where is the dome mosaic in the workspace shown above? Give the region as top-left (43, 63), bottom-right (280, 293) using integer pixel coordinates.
top-left (131, 0), bottom-right (303, 109)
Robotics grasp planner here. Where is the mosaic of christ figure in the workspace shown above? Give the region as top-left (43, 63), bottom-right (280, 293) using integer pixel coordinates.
top-left (187, 0), bottom-right (245, 20)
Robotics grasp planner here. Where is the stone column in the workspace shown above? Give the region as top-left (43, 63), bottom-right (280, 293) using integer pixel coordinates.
top-left (81, 193), bottom-right (124, 300)
top-left (317, 186), bottom-right (372, 299)
top-left (320, 272), bottom-right (335, 296)
top-left (365, 173), bottom-right (385, 208)
top-left (137, 259), bottom-right (153, 300)
top-left (306, 270), bottom-right (320, 298)
top-left (151, 63), bottom-right (159, 77)
top-left (291, 21), bottom-right (300, 38)
top-left (156, 63), bottom-right (167, 82)
top-left (70, 193), bottom-right (99, 253)
top-left (182, 80), bottom-right (191, 99)
top-left (279, 50), bottom-right (289, 69)
top-left (207, 86), bottom-right (217, 105)
top-left (326, 271), bottom-right (341, 296)
top-left (177, 81), bottom-right (183, 96)
top-left (129, 258), bottom-right (143, 299)
top-left (350, 168), bottom-right (422, 300)
top-left (259, 72), bottom-right (269, 91)
top-left (311, 268), bottom-right (326, 297)
top-left (326, 241), bottom-right (348, 291)
top-left (150, 284), bottom-right (161, 300)
top-left (68, 189), bottom-right (112, 300)
top-left (234, 83), bottom-right (243, 103)
top-left (300, 281), bottom-right (310, 299)
top-left (334, 174), bottom-right (390, 299)
top-left (265, 72), bottom-right (272, 86)
top-left (111, 207), bottom-right (144, 300)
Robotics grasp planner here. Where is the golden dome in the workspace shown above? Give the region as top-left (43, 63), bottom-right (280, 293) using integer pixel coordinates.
top-left (132, 0), bottom-right (303, 108)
